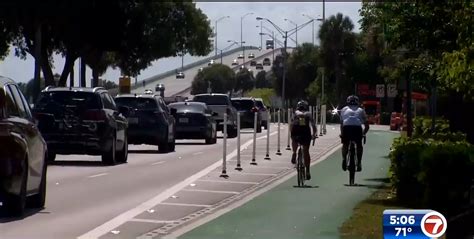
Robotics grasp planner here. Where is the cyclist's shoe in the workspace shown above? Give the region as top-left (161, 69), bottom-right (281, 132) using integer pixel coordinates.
top-left (291, 153), bottom-right (296, 164)
top-left (357, 162), bottom-right (362, 172)
top-left (342, 159), bottom-right (347, 171)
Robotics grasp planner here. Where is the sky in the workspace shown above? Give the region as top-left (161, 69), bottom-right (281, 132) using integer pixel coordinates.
top-left (0, 2), bottom-right (362, 85)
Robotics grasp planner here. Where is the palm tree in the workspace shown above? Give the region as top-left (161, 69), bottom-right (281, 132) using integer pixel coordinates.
top-left (318, 13), bottom-right (356, 105)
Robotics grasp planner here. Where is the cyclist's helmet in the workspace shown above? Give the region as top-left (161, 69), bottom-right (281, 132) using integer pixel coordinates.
top-left (346, 95), bottom-right (360, 106)
top-left (296, 100), bottom-right (309, 111)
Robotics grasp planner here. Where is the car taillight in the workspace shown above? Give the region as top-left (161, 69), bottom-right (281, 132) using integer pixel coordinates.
top-left (84, 110), bottom-right (106, 121)
top-left (251, 107), bottom-right (258, 113)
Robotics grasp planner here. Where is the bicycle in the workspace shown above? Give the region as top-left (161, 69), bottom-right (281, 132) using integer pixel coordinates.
top-left (296, 138), bottom-right (316, 187)
top-left (346, 135), bottom-right (366, 186)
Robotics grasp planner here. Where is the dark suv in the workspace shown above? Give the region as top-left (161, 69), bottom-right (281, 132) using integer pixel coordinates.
top-left (33, 87), bottom-right (129, 165)
top-left (0, 76), bottom-right (48, 215)
top-left (193, 93), bottom-right (238, 138)
top-left (231, 97), bottom-right (262, 133)
top-left (115, 94), bottom-right (176, 153)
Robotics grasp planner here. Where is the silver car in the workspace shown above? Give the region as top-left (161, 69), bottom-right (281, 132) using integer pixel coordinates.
top-left (254, 98), bottom-right (269, 129)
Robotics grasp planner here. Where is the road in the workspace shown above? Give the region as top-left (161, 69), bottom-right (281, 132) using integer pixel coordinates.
top-left (132, 48), bottom-right (280, 97)
top-left (178, 130), bottom-right (398, 239)
top-left (0, 128), bottom-right (275, 239)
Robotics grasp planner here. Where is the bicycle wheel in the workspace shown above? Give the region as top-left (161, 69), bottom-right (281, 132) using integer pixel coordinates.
top-left (348, 142), bottom-right (356, 186)
top-left (297, 148), bottom-right (304, 187)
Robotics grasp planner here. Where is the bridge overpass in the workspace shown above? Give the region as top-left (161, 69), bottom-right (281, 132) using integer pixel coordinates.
top-left (124, 46), bottom-right (287, 98)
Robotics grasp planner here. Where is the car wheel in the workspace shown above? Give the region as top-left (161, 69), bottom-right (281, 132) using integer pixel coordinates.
top-left (29, 156), bottom-right (47, 208)
top-left (116, 135), bottom-right (128, 163)
top-left (159, 135), bottom-right (169, 153)
top-left (257, 122), bottom-right (262, 133)
top-left (7, 158), bottom-right (28, 216)
top-left (168, 136), bottom-right (176, 152)
top-left (102, 135), bottom-right (117, 165)
top-left (47, 151), bottom-right (56, 163)
top-left (227, 126), bottom-right (238, 138)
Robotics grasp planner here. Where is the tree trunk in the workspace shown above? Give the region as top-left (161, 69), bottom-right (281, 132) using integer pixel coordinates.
top-left (58, 53), bottom-right (77, 86)
top-left (92, 67), bottom-right (99, 87)
top-left (41, 49), bottom-right (55, 87)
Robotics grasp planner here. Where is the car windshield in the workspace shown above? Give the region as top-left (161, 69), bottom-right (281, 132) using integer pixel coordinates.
top-left (193, 95), bottom-right (228, 105)
top-left (168, 103), bottom-right (206, 113)
top-left (255, 100), bottom-right (264, 108)
top-left (232, 100), bottom-right (254, 110)
top-left (115, 97), bottom-right (158, 110)
top-left (35, 91), bottom-right (101, 110)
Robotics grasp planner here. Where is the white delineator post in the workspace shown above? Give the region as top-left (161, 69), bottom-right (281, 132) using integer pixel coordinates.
top-left (264, 113), bottom-right (271, 160)
top-left (235, 112), bottom-right (242, 171)
top-left (220, 113), bottom-right (229, 178)
top-left (276, 109), bottom-right (282, 155)
top-left (286, 108), bottom-right (291, 150)
top-left (251, 112), bottom-right (258, 165)
top-left (320, 104), bottom-right (324, 136)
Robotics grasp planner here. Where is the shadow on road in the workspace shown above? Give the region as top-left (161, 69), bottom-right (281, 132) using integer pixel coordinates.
top-left (364, 177), bottom-right (390, 183)
top-left (343, 183), bottom-right (390, 190)
top-left (175, 142), bottom-right (207, 146)
top-left (128, 150), bottom-right (165, 154)
top-left (293, 185), bottom-right (319, 189)
top-left (48, 160), bottom-right (106, 167)
top-left (0, 208), bottom-right (49, 222)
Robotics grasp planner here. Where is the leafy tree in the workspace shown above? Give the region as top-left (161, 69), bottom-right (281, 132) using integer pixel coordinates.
top-left (0, 1), bottom-right (212, 89)
top-left (191, 64), bottom-right (235, 95)
top-left (245, 88), bottom-right (275, 107)
top-left (255, 70), bottom-right (271, 88)
top-left (102, 79), bottom-right (119, 90)
top-left (0, 18), bottom-right (12, 59)
top-left (286, 43), bottom-right (320, 100)
top-left (318, 13), bottom-right (357, 105)
top-left (234, 68), bottom-right (255, 94)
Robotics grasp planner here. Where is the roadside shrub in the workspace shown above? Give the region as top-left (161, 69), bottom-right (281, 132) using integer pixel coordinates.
top-left (390, 117), bottom-right (474, 215)
top-left (418, 141), bottom-right (474, 214)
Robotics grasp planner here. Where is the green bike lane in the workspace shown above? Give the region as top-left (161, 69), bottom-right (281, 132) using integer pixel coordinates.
top-left (179, 130), bottom-right (398, 239)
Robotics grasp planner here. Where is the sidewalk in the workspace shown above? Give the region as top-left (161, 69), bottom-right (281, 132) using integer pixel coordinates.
top-left (178, 129), bottom-right (398, 239)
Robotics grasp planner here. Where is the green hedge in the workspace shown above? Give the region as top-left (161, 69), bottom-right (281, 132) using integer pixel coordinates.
top-left (390, 117), bottom-right (474, 215)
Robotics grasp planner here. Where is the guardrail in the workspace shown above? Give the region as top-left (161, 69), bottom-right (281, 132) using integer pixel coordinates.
top-left (131, 46), bottom-right (259, 90)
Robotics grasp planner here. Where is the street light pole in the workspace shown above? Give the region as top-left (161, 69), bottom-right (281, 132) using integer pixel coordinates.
top-left (215, 16), bottom-right (230, 56)
top-left (302, 14), bottom-right (316, 45)
top-left (284, 19), bottom-right (298, 47)
top-left (240, 13), bottom-right (253, 65)
top-left (282, 31), bottom-right (288, 110)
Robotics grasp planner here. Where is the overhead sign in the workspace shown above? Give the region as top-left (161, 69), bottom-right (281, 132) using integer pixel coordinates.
top-left (387, 84), bottom-right (397, 98)
top-left (376, 84), bottom-right (385, 98)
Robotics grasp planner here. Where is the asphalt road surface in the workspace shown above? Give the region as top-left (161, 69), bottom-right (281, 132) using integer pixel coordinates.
top-left (0, 129), bottom-right (273, 239)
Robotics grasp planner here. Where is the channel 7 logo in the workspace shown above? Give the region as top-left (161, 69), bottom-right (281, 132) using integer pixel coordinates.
top-left (383, 209), bottom-right (447, 238)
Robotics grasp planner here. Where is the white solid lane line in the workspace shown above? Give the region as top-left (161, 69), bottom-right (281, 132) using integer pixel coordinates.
top-left (87, 173), bottom-right (108, 178)
top-left (78, 130), bottom-right (278, 239)
top-left (181, 189), bottom-right (240, 194)
top-left (151, 161), bottom-right (166, 166)
top-left (192, 152), bottom-right (203, 156)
